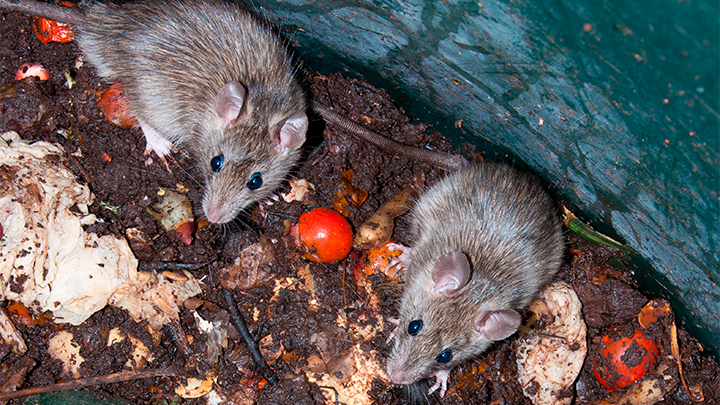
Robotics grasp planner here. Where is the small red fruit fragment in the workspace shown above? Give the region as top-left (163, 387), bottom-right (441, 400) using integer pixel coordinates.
top-left (174, 220), bottom-right (195, 245)
top-left (593, 327), bottom-right (659, 391)
top-left (33, 16), bottom-right (74, 43)
top-left (98, 82), bottom-right (139, 128)
top-left (7, 302), bottom-right (34, 328)
top-left (358, 241), bottom-right (403, 280)
top-left (15, 63), bottom-right (50, 81)
top-left (295, 208), bottom-right (352, 263)
top-left (31, 1), bottom-right (76, 44)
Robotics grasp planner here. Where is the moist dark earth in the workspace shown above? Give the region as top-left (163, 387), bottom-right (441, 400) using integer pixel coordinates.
top-left (1, 7), bottom-right (719, 405)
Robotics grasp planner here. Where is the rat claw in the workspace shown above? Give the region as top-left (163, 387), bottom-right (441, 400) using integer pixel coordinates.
top-left (427, 370), bottom-right (450, 397)
top-left (139, 119), bottom-right (175, 171)
top-left (386, 319), bottom-right (399, 344)
top-left (145, 150), bottom-right (175, 172)
top-left (384, 243), bottom-right (411, 279)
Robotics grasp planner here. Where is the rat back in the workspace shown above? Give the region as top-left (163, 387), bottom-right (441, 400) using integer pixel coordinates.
top-left (388, 162), bottom-right (564, 388)
top-left (77, 0), bottom-right (308, 223)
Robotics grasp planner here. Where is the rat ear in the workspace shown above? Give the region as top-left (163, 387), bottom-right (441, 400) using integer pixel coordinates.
top-left (474, 309), bottom-right (521, 340)
top-left (216, 81), bottom-right (249, 128)
top-left (272, 112), bottom-right (308, 151)
top-left (431, 251), bottom-right (470, 297)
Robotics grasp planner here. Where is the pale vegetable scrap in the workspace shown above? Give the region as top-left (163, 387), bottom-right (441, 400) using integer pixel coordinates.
top-left (516, 281), bottom-right (587, 405)
top-left (0, 132), bottom-right (201, 328)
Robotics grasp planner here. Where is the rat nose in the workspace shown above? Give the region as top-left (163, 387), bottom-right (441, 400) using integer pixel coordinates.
top-left (204, 198), bottom-right (231, 224)
top-left (386, 361), bottom-right (409, 385)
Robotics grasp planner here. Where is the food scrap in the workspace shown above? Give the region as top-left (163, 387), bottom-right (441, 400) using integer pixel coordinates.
top-left (32, 16), bottom-right (74, 43)
top-left (146, 189), bottom-right (195, 245)
top-left (0, 132), bottom-right (202, 328)
top-left (516, 281), bottom-right (587, 405)
top-left (353, 182), bottom-right (420, 250)
top-left (0, 306), bottom-right (27, 355)
top-left (48, 330), bottom-right (83, 378)
top-left (15, 63), bottom-right (49, 81)
top-left (30, 0), bottom-right (76, 43)
top-left (292, 207), bottom-right (353, 263)
top-left (281, 178), bottom-right (315, 203)
top-left (354, 241), bottom-right (404, 281)
top-left (593, 327), bottom-right (660, 391)
top-left (562, 206), bottom-right (636, 254)
top-left (98, 82), bottom-right (139, 128)
top-left (333, 169), bottom-right (368, 216)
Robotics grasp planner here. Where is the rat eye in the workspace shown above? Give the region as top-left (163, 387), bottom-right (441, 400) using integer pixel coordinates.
top-left (437, 349), bottom-right (453, 364)
top-left (210, 154), bottom-right (224, 172)
top-left (408, 320), bottom-right (422, 336)
top-left (247, 172), bottom-right (263, 190)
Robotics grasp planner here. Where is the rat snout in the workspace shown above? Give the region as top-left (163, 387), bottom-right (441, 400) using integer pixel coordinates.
top-left (203, 197), bottom-right (233, 224)
top-left (386, 359), bottom-right (410, 385)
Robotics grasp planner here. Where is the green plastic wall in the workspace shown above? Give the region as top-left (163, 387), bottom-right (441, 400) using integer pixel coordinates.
top-left (257, 0), bottom-right (719, 353)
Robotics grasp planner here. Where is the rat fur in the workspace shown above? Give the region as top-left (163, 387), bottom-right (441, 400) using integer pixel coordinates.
top-left (2, 0), bottom-right (308, 224)
top-left (386, 162), bottom-right (564, 396)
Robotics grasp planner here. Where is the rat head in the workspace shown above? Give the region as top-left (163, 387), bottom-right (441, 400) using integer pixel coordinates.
top-left (198, 81), bottom-right (308, 224)
top-left (386, 251), bottom-right (521, 386)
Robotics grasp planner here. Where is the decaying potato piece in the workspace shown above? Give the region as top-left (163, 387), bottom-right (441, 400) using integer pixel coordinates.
top-left (353, 184), bottom-right (420, 250)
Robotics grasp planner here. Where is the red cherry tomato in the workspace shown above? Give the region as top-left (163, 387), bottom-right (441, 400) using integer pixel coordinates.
top-left (295, 208), bottom-right (352, 263)
top-left (98, 82), bottom-right (139, 128)
top-left (593, 327), bottom-right (659, 391)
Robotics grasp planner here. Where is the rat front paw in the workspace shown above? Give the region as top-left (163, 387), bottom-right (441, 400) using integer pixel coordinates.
top-left (427, 369), bottom-right (450, 397)
top-left (139, 120), bottom-right (175, 171)
top-left (385, 243), bottom-right (411, 278)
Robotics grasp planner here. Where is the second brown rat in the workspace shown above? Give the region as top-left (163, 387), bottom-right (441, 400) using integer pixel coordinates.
top-left (385, 162), bottom-right (564, 396)
top-left (2, 0), bottom-right (309, 224)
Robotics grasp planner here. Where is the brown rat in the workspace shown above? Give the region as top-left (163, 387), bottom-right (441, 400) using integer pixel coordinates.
top-left (386, 162), bottom-right (564, 396)
top-left (2, 0), bottom-right (308, 224)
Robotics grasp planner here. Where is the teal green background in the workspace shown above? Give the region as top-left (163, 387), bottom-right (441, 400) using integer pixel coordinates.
top-left (256, 0), bottom-right (719, 353)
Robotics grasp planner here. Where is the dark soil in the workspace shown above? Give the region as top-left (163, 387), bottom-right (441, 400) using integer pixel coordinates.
top-left (1, 8), bottom-right (718, 405)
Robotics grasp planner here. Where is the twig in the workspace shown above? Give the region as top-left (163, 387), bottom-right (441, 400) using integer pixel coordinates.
top-left (138, 261), bottom-right (210, 271)
top-left (223, 288), bottom-right (278, 385)
top-left (164, 317), bottom-right (196, 369)
top-left (0, 368), bottom-right (179, 401)
top-left (62, 144), bottom-right (92, 184)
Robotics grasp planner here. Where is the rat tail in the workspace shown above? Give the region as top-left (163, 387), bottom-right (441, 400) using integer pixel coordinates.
top-left (0, 0), bottom-right (85, 25)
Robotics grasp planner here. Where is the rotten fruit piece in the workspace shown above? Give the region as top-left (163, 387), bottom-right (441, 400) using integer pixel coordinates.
top-left (638, 299), bottom-right (672, 328)
top-left (293, 207), bottom-right (352, 263)
top-left (98, 82), bottom-right (139, 128)
top-left (15, 63), bottom-right (49, 81)
top-left (356, 241), bottom-right (403, 280)
top-left (30, 0), bottom-right (76, 43)
top-left (146, 189), bottom-right (195, 245)
top-left (593, 327), bottom-right (660, 391)
top-left (339, 169), bottom-right (368, 207)
top-left (32, 16), bottom-right (74, 43)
